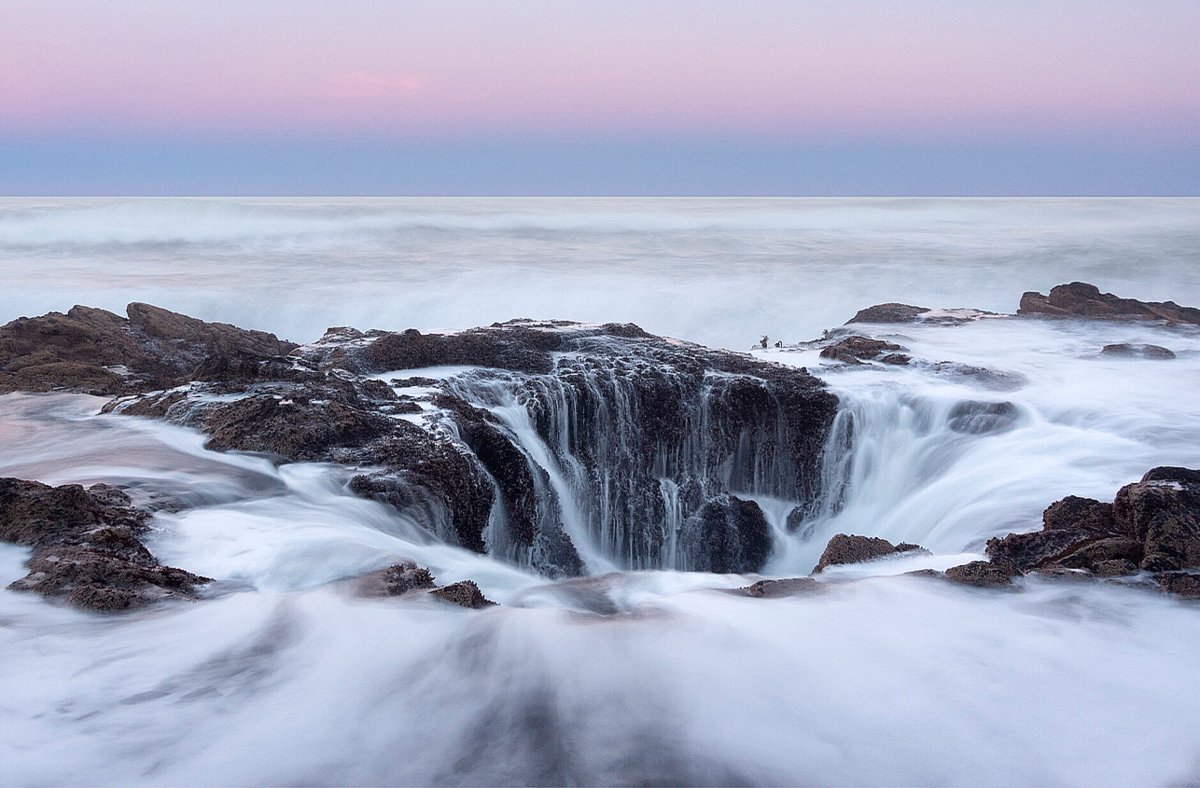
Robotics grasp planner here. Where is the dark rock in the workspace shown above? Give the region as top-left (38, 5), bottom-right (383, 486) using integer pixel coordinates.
top-left (676, 491), bottom-right (768, 570)
top-left (946, 400), bottom-right (1019, 435)
top-left (428, 580), bottom-right (497, 609)
top-left (1154, 572), bottom-right (1200, 600)
top-left (358, 561), bottom-right (437, 597)
top-left (21, 307), bottom-right (836, 579)
top-left (739, 577), bottom-right (822, 597)
top-left (679, 496), bottom-right (772, 574)
top-left (845, 303), bottom-right (930, 324)
top-left (879, 353), bottom-right (911, 365)
top-left (1100, 343), bottom-right (1176, 360)
top-left (0, 478), bottom-right (209, 611)
top-left (813, 534), bottom-right (925, 573)
top-left (1113, 469), bottom-right (1200, 572)
top-left (0, 303), bottom-right (296, 395)
top-left (1092, 559), bottom-right (1140, 577)
top-left (985, 466), bottom-right (1200, 588)
top-left (944, 560), bottom-right (1017, 587)
top-left (1018, 282), bottom-right (1200, 325)
top-left (819, 336), bottom-right (906, 365)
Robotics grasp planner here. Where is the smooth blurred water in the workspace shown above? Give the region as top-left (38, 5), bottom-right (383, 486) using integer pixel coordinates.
top-left (2, 197), bottom-right (1198, 347)
top-left (2, 199), bottom-right (1200, 785)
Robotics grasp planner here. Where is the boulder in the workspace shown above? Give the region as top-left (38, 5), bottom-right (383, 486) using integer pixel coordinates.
top-left (0, 303), bottom-right (296, 395)
top-left (1100, 343), bottom-right (1176, 360)
top-left (845, 303), bottom-right (930, 325)
top-left (1018, 282), bottom-right (1200, 325)
top-left (984, 466), bottom-right (1200, 584)
top-left (946, 400), bottom-right (1019, 435)
top-left (0, 478), bottom-right (209, 611)
top-left (679, 496), bottom-right (772, 574)
top-left (944, 560), bottom-right (1017, 588)
top-left (813, 534), bottom-right (926, 573)
top-left (819, 336), bottom-right (906, 365)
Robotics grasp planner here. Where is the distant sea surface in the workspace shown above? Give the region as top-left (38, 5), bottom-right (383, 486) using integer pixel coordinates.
top-left (2, 197), bottom-right (1197, 347)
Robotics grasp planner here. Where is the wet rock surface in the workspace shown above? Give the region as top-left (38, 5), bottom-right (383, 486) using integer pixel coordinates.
top-left (4, 305), bottom-right (837, 579)
top-left (813, 534), bottom-right (927, 573)
top-left (738, 577), bottom-right (822, 598)
top-left (0, 478), bottom-right (209, 611)
top-left (1018, 282), bottom-right (1200, 325)
top-left (358, 562), bottom-right (496, 608)
top-left (845, 303), bottom-right (931, 324)
top-left (819, 336), bottom-right (908, 365)
top-left (1100, 343), bottom-right (1176, 360)
top-left (0, 303), bottom-right (296, 395)
top-left (971, 467), bottom-right (1200, 598)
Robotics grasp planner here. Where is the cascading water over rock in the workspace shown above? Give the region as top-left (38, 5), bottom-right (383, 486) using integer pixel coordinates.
top-left (9, 306), bottom-right (838, 577)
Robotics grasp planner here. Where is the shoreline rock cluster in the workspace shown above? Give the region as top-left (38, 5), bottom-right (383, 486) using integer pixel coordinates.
top-left (1, 282), bottom-right (1198, 612)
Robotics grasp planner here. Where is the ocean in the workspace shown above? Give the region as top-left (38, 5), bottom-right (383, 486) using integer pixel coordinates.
top-left (1, 198), bottom-right (1199, 785)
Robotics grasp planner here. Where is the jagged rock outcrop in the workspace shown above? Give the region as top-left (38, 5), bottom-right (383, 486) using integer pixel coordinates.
top-left (0, 478), bottom-right (209, 611)
top-left (1018, 282), bottom-right (1200, 325)
top-left (968, 467), bottom-right (1200, 597)
top-left (357, 561), bottom-right (496, 608)
top-left (819, 336), bottom-right (909, 366)
top-left (18, 307), bottom-right (837, 579)
top-left (0, 303), bottom-right (296, 395)
top-left (813, 534), bottom-right (926, 573)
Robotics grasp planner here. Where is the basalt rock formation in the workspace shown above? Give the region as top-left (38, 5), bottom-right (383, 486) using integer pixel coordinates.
top-left (0, 303), bottom-right (296, 395)
top-left (1018, 282), bottom-right (1200, 325)
top-left (0, 478), bottom-right (210, 611)
top-left (931, 466), bottom-right (1200, 598)
top-left (2, 304), bottom-right (839, 579)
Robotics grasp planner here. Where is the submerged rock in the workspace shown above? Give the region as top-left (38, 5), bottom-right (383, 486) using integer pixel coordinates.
top-left (813, 534), bottom-right (927, 573)
top-left (0, 478), bottom-right (209, 611)
top-left (429, 580), bottom-right (497, 609)
top-left (738, 577), bottom-right (822, 598)
top-left (1100, 343), bottom-right (1176, 360)
top-left (1018, 282), bottom-right (1200, 325)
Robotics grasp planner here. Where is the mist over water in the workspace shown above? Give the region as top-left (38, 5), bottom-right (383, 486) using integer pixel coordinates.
top-left (2, 199), bottom-right (1200, 785)
top-left (2, 197), bottom-right (1198, 347)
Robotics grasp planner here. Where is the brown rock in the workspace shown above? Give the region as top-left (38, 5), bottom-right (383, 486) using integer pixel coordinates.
top-left (0, 478), bottom-right (209, 611)
top-left (944, 560), bottom-right (1017, 588)
top-left (845, 303), bottom-right (930, 325)
top-left (1154, 572), bottom-right (1200, 600)
top-left (1100, 343), bottom-right (1176, 360)
top-left (814, 534), bottom-right (926, 573)
top-left (428, 580), bottom-right (497, 609)
top-left (1018, 282), bottom-right (1200, 325)
top-left (1113, 468), bottom-right (1200, 572)
top-left (740, 577), bottom-right (822, 598)
top-left (819, 336), bottom-right (906, 365)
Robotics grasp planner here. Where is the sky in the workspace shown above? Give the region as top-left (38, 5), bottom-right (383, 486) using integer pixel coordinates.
top-left (1, 0), bottom-right (1197, 195)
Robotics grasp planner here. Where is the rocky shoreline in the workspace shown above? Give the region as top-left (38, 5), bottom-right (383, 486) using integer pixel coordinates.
top-left (1, 282), bottom-right (1198, 611)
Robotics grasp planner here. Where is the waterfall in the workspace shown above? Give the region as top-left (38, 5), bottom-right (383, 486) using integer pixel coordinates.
top-left (439, 350), bottom-right (831, 575)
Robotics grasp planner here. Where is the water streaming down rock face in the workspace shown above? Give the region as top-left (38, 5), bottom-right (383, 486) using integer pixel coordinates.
top-left (31, 310), bottom-right (838, 577)
top-left (346, 324), bottom-right (838, 575)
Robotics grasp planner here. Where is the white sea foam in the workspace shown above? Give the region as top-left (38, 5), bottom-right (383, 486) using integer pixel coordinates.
top-left (1, 197), bottom-right (1197, 348)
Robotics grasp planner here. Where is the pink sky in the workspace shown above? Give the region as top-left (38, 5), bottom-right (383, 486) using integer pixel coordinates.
top-left (2, 0), bottom-right (1197, 141)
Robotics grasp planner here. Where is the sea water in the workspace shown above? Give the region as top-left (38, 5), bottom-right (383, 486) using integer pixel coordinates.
top-left (1, 198), bottom-right (1198, 785)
